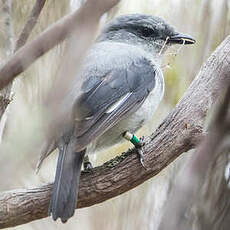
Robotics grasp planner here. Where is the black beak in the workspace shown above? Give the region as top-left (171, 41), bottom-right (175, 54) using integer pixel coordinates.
top-left (168, 33), bottom-right (196, 45)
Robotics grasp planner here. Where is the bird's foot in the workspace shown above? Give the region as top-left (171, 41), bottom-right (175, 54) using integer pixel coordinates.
top-left (83, 161), bottom-right (93, 171)
top-left (83, 155), bottom-right (93, 172)
top-left (136, 147), bottom-right (146, 169)
top-left (123, 131), bottom-right (146, 169)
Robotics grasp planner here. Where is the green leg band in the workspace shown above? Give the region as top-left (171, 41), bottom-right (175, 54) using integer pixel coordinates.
top-left (123, 131), bottom-right (142, 148)
top-left (130, 135), bottom-right (140, 146)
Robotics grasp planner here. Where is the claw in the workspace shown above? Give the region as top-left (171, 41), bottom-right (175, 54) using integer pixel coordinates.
top-left (83, 155), bottom-right (93, 171)
top-left (123, 131), bottom-right (147, 169)
top-left (83, 161), bottom-right (93, 171)
top-left (137, 148), bottom-right (147, 170)
top-left (135, 137), bottom-right (146, 169)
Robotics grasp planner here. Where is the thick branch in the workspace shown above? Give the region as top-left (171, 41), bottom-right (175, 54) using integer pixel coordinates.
top-left (159, 82), bottom-right (230, 230)
top-left (1, 36), bottom-right (230, 228)
top-left (0, 0), bottom-right (120, 90)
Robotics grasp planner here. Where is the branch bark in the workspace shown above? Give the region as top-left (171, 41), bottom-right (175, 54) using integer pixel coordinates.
top-left (159, 82), bottom-right (230, 230)
top-left (0, 35), bottom-right (230, 228)
top-left (0, 0), bottom-right (120, 91)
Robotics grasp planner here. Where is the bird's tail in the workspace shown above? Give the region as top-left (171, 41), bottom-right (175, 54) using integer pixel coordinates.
top-left (49, 141), bottom-right (86, 223)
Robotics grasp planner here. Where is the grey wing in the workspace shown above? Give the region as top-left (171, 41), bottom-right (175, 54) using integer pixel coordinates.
top-left (74, 58), bottom-right (157, 149)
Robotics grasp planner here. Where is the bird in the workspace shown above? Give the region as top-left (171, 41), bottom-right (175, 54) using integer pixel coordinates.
top-left (38, 13), bottom-right (195, 223)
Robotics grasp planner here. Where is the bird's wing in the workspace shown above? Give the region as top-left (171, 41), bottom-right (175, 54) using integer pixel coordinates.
top-left (73, 57), bottom-right (158, 148)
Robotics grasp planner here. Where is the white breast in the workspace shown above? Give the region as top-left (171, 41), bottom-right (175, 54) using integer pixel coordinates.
top-left (133, 67), bottom-right (165, 124)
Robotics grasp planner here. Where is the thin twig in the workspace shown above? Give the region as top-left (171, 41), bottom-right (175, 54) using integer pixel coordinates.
top-left (14, 0), bottom-right (46, 51)
top-left (159, 36), bottom-right (169, 55)
top-left (0, 0), bottom-right (46, 142)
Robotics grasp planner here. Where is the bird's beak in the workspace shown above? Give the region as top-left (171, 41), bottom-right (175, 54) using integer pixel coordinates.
top-left (168, 33), bottom-right (196, 45)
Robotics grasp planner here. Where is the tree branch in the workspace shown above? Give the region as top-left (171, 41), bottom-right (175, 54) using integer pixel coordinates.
top-left (0, 0), bottom-right (46, 138)
top-left (159, 82), bottom-right (230, 230)
top-left (0, 0), bottom-right (120, 90)
top-left (14, 0), bottom-right (46, 52)
top-left (0, 0), bottom-right (14, 118)
top-left (0, 35), bottom-right (230, 228)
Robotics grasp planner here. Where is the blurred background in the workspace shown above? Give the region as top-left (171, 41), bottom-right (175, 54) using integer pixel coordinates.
top-left (0, 0), bottom-right (229, 229)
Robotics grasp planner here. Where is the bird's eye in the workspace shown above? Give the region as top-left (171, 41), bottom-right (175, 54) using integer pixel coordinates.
top-left (141, 27), bottom-right (155, 37)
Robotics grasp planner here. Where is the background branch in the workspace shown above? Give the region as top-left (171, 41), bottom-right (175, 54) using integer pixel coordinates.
top-left (14, 0), bottom-right (46, 52)
top-left (0, 35), bottom-right (230, 228)
top-left (0, 0), bottom-right (13, 118)
top-left (0, 0), bottom-right (120, 91)
top-left (0, 0), bottom-right (47, 141)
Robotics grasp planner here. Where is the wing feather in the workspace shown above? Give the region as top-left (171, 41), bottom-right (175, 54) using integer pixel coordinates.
top-left (74, 57), bottom-right (157, 149)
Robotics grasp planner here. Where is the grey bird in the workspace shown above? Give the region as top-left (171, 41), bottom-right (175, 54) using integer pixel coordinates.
top-left (39, 14), bottom-right (195, 223)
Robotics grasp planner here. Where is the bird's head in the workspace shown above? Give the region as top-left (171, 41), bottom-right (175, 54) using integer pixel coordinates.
top-left (98, 14), bottom-right (195, 56)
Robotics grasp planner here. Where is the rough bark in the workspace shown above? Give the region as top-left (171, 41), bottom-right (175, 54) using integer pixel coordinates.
top-left (159, 84), bottom-right (230, 230)
top-left (0, 35), bottom-right (230, 228)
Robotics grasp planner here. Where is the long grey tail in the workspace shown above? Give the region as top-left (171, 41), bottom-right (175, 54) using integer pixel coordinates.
top-left (49, 142), bottom-right (86, 223)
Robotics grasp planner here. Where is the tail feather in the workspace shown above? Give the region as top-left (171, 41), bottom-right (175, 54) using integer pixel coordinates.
top-left (49, 141), bottom-right (86, 223)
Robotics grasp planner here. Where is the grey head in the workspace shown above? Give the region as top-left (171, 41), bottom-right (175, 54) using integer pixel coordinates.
top-left (97, 14), bottom-right (195, 56)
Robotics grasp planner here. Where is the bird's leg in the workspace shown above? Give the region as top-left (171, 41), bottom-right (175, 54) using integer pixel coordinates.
top-left (123, 131), bottom-right (146, 169)
top-left (83, 155), bottom-right (93, 171)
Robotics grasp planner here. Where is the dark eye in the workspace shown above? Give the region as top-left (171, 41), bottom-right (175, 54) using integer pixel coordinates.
top-left (141, 27), bottom-right (155, 37)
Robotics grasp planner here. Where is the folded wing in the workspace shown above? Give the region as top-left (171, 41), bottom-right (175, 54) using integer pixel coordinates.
top-left (73, 57), bottom-right (157, 149)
